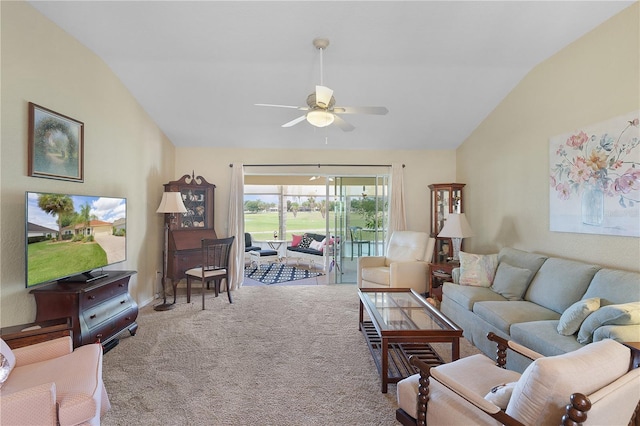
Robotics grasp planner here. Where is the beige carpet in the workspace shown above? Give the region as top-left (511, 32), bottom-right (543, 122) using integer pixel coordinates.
top-left (101, 284), bottom-right (480, 425)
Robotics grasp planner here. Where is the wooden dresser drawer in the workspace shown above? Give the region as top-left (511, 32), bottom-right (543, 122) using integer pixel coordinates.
top-left (82, 295), bottom-right (130, 328)
top-left (82, 278), bottom-right (129, 309)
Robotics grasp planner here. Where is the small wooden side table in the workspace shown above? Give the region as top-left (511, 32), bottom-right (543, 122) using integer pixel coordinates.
top-left (428, 262), bottom-right (459, 300)
top-left (0, 317), bottom-right (72, 349)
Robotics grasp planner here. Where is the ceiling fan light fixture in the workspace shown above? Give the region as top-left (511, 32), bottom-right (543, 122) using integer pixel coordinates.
top-left (306, 110), bottom-right (334, 128)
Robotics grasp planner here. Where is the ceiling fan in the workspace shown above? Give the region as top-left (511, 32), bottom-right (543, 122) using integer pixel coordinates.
top-left (256, 38), bottom-right (388, 132)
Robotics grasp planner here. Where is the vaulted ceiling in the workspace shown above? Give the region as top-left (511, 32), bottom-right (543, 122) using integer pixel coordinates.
top-left (29, 1), bottom-right (634, 151)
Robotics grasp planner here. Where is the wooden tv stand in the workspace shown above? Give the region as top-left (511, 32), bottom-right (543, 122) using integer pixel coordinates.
top-left (30, 270), bottom-right (138, 349)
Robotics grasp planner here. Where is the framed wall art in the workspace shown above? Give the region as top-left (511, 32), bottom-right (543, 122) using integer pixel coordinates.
top-left (549, 111), bottom-right (639, 237)
top-left (28, 102), bottom-right (84, 182)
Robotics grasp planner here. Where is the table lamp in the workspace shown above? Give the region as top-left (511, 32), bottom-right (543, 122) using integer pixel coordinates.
top-left (437, 213), bottom-right (474, 262)
top-left (155, 191), bottom-right (187, 311)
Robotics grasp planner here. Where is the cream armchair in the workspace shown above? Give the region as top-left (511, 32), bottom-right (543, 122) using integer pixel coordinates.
top-left (0, 336), bottom-right (110, 425)
top-left (396, 333), bottom-right (640, 426)
top-left (357, 231), bottom-right (434, 294)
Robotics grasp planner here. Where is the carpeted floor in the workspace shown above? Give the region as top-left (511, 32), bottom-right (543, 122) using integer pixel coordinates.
top-left (101, 285), bottom-right (480, 425)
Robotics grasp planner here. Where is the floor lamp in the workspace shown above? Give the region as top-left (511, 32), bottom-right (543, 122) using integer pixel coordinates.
top-left (437, 213), bottom-right (474, 262)
top-left (155, 191), bottom-right (187, 311)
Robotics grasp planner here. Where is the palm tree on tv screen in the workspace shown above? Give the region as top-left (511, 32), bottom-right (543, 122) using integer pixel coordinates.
top-left (38, 194), bottom-right (74, 241)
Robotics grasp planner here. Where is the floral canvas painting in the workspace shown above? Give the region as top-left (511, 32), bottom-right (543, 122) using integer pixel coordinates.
top-left (550, 111), bottom-right (639, 237)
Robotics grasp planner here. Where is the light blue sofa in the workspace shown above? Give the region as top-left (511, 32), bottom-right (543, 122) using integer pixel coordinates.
top-left (441, 247), bottom-right (640, 372)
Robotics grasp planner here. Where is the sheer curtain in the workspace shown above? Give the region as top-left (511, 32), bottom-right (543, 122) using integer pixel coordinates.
top-left (227, 163), bottom-right (245, 290)
top-left (387, 163), bottom-right (407, 244)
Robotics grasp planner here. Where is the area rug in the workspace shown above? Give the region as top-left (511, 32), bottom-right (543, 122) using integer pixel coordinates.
top-left (245, 263), bottom-right (323, 284)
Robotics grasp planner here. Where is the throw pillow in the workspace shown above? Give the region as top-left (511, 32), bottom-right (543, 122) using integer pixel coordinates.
top-left (557, 297), bottom-right (600, 336)
top-left (491, 262), bottom-right (531, 301)
top-left (291, 234), bottom-right (303, 247)
top-left (459, 252), bottom-right (498, 287)
top-left (309, 240), bottom-right (323, 252)
top-left (298, 234), bottom-right (313, 249)
top-left (484, 382), bottom-right (517, 410)
top-left (577, 301), bottom-right (640, 344)
top-left (0, 339), bottom-right (15, 389)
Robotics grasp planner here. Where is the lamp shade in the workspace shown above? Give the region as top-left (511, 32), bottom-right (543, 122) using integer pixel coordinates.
top-left (306, 110), bottom-right (335, 128)
top-left (438, 213), bottom-right (474, 238)
top-left (315, 85), bottom-right (334, 108)
top-left (156, 192), bottom-right (187, 214)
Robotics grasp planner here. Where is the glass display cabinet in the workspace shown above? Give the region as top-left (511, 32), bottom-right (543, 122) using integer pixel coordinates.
top-left (428, 183), bottom-right (465, 263)
top-left (164, 173), bottom-right (215, 230)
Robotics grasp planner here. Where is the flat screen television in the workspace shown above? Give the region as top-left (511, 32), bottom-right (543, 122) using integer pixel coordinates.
top-left (26, 191), bottom-right (127, 287)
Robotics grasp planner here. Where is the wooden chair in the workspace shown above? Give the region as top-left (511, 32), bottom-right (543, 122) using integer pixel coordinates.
top-left (349, 226), bottom-right (371, 260)
top-left (186, 236), bottom-right (235, 309)
top-left (396, 332), bottom-right (640, 426)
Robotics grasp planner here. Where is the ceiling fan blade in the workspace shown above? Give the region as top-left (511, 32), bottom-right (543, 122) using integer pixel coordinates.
top-left (282, 115), bottom-right (307, 128)
top-left (315, 86), bottom-right (334, 108)
top-left (332, 115), bottom-right (355, 132)
top-left (255, 103), bottom-right (308, 110)
top-left (332, 106), bottom-right (389, 115)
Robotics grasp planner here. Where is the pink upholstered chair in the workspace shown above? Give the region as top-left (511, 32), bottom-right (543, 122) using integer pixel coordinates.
top-left (0, 336), bottom-right (110, 425)
top-left (396, 333), bottom-right (640, 426)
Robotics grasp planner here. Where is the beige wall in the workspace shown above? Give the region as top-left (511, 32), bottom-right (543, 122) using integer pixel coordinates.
top-left (457, 3), bottom-right (639, 271)
top-left (1, 2), bottom-right (175, 326)
top-left (174, 148), bottom-right (457, 237)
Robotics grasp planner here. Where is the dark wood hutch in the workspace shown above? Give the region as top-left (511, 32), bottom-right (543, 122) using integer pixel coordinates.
top-left (163, 173), bottom-right (217, 296)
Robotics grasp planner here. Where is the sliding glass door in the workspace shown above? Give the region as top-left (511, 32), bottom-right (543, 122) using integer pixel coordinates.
top-left (243, 172), bottom-right (389, 284)
top-left (329, 175), bottom-right (389, 283)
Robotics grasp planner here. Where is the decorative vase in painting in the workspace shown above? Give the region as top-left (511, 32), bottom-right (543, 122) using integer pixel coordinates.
top-left (581, 183), bottom-right (604, 226)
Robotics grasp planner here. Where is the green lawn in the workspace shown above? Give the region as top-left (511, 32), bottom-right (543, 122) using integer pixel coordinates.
top-left (28, 240), bottom-right (108, 286)
top-left (245, 211), bottom-right (371, 240)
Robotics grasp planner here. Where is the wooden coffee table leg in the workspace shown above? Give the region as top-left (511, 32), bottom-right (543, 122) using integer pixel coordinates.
top-left (452, 338), bottom-right (460, 361)
top-left (381, 336), bottom-right (389, 393)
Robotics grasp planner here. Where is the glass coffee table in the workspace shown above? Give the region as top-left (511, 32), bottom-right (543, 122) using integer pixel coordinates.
top-left (358, 288), bottom-right (463, 393)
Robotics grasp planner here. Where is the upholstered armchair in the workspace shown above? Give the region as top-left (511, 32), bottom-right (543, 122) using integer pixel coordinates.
top-left (357, 231), bottom-right (435, 294)
top-left (396, 333), bottom-right (640, 426)
top-left (0, 336), bottom-right (110, 425)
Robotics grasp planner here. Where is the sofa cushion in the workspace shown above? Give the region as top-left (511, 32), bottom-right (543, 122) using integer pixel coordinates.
top-left (577, 302), bottom-right (640, 344)
top-left (287, 246), bottom-right (322, 256)
top-left (557, 297), bottom-right (600, 336)
top-left (491, 263), bottom-right (531, 301)
top-left (361, 266), bottom-right (390, 286)
top-left (581, 268), bottom-right (640, 306)
top-left (473, 301), bottom-right (561, 334)
top-left (510, 320), bottom-right (584, 357)
top-left (459, 252), bottom-right (498, 287)
top-left (505, 339), bottom-right (630, 425)
top-left (443, 282), bottom-right (506, 311)
top-left (430, 354), bottom-right (521, 416)
top-left (524, 258), bottom-right (600, 314)
top-left (497, 248), bottom-right (547, 280)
